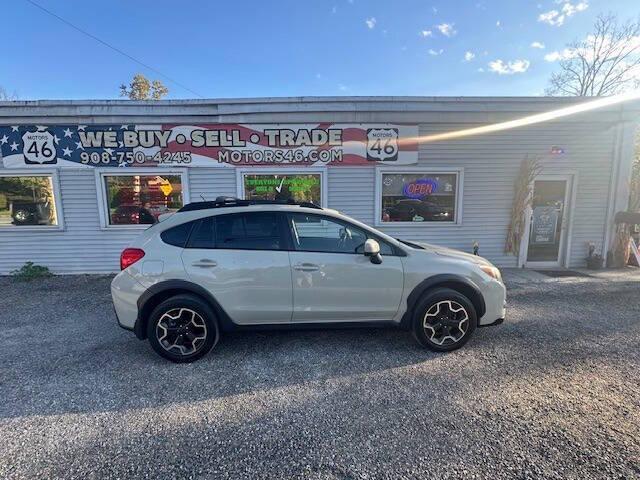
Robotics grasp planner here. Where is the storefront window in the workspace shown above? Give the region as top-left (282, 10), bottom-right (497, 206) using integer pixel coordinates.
top-left (103, 174), bottom-right (183, 226)
top-left (0, 175), bottom-right (58, 227)
top-left (380, 172), bottom-right (458, 223)
top-left (242, 173), bottom-right (322, 205)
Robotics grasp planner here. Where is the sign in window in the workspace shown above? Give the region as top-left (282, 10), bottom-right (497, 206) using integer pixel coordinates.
top-left (243, 173), bottom-right (322, 205)
top-left (380, 173), bottom-right (458, 223)
top-left (103, 174), bottom-right (183, 226)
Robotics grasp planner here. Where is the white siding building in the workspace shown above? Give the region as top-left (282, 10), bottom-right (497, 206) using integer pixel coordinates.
top-left (0, 97), bottom-right (637, 273)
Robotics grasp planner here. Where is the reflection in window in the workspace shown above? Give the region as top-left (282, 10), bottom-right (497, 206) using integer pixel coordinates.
top-left (0, 176), bottom-right (58, 227)
top-left (243, 173), bottom-right (322, 204)
top-left (381, 173), bottom-right (458, 223)
top-left (104, 175), bottom-right (183, 225)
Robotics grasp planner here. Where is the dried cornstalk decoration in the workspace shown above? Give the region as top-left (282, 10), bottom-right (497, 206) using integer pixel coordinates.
top-left (505, 156), bottom-right (542, 256)
top-left (610, 134), bottom-right (640, 267)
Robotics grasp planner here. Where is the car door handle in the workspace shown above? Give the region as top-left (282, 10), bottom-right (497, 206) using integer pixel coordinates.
top-left (192, 259), bottom-right (217, 268)
top-left (293, 263), bottom-right (320, 272)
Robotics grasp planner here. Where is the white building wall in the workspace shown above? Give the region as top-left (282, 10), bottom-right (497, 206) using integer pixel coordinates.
top-left (0, 97), bottom-right (630, 274)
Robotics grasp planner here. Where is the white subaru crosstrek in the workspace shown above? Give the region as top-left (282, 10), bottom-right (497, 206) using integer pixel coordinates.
top-left (111, 198), bottom-right (506, 363)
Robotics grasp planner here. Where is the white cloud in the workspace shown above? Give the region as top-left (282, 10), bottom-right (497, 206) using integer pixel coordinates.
top-left (436, 23), bottom-right (456, 37)
top-left (464, 51), bottom-right (476, 61)
top-left (365, 17), bottom-right (376, 29)
top-left (488, 59), bottom-right (531, 74)
top-left (477, 67), bottom-right (485, 72)
top-left (531, 41), bottom-right (545, 49)
top-left (338, 84), bottom-right (349, 91)
top-left (496, 20), bottom-right (501, 27)
top-left (538, 1), bottom-right (588, 27)
top-left (420, 30), bottom-right (433, 37)
top-left (544, 34), bottom-right (640, 62)
top-left (544, 48), bottom-right (576, 62)
top-left (428, 48), bottom-right (444, 56)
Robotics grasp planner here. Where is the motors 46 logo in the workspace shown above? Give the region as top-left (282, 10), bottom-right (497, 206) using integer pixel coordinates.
top-left (22, 130), bottom-right (57, 164)
top-left (366, 128), bottom-right (399, 162)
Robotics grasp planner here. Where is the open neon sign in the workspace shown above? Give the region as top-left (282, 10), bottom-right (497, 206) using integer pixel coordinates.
top-left (403, 178), bottom-right (438, 199)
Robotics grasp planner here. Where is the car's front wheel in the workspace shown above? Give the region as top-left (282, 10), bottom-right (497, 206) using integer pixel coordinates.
top-left (412, 288), bottom-right (477, 352)
top-left (147, 294), bottom-right (219, 363)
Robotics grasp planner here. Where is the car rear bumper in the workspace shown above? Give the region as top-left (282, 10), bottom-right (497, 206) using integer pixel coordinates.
top-left (111, 271), bottom-right (146, 332)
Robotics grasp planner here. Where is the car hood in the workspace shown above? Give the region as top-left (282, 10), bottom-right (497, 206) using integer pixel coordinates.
top-left (409, 241), bottom-right (494, 267)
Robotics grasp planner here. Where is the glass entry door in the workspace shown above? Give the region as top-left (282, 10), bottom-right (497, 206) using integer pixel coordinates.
top-left (526, 179), bottom-right (571, 267)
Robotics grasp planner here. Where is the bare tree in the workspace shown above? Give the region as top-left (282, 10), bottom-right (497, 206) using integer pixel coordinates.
top-left (546, 13), bottom-right (640, 96)
top-left (120, 74), bottom-right (169, 100)
top-left (0, 87), bottom-right (18, 101)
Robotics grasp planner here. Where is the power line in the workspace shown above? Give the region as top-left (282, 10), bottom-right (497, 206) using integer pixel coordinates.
top-left (24, 0), bottom-right (204, 98)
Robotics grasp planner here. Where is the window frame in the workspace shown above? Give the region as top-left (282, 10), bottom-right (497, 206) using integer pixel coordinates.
top-left (0, 169), bottom-right (65, 231)
top-left (95, 168), bottom-right (190, 230)
top-left (285, 212), bottom-right (402, 256)
top-left (236, 167), bottom-right (328, 207)
top-left (374, 167), bottom-right (464, 227)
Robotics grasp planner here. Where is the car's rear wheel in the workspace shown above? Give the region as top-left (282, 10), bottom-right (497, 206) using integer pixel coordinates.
top-left (412, 288), bottom-right (477, 352)
top-left (12, 209), bottom-right (32, 224)
top-left (147, 294), bottom-right (219, 363)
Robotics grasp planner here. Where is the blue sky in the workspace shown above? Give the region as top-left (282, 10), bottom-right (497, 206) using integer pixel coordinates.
top-left (1, 0), bottom-right (638, 99)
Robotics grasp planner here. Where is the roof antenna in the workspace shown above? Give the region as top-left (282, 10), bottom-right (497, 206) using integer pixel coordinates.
top-left (200, 194), bottom-right (206, 201)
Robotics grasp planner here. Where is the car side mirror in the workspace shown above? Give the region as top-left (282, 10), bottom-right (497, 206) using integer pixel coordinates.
top-left (364, 239), bottom-right (383, 264)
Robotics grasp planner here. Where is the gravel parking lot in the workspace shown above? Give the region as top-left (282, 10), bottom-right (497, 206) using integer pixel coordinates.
top-left (0, 270), bottom-right (639, 479)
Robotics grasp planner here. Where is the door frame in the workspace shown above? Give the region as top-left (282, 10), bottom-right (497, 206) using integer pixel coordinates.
top-left (518, 173), bottom-right (577, 269)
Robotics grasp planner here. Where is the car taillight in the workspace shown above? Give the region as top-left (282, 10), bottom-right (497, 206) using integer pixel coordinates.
top-left (120, 248), bottom-right (145, 270)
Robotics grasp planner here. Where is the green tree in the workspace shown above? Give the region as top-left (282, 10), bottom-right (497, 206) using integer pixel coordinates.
top-left (119, 74), bottom-right (169, 100)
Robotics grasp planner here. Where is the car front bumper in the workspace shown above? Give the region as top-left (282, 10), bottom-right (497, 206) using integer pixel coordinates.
top-left (478, 279), bottom-right (507, 326)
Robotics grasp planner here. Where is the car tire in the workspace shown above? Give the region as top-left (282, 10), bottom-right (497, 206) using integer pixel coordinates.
top-left (12, 209), bottom-right (32, 225)
top-left (412, 288), bottom-right (477, 352)
top-left (147, 294), bottom-right (219, 363)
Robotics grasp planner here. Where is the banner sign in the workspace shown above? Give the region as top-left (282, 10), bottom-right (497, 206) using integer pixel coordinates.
top-left (0, 124), bottom-right (418, 169)
top-left (531, 206), bottom-right (559, 245)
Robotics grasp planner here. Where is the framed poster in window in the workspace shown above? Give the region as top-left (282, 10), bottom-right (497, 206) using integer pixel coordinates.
top-left (237, 168), bottom-right (327, 207)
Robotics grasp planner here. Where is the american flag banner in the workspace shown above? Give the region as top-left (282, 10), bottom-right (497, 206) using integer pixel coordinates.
top-left (0, 124), bottom-right (418, 168)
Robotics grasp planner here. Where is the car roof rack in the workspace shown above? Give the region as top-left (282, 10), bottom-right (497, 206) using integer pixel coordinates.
top-left (177, 196), bottom-right (323, 212)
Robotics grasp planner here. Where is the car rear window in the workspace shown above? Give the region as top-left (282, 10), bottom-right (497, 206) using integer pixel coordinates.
top-left (215, 212), bottom-right (283, 250)
top-left (187, 217), bottom-right (215, 249)
top-left (160, 221), bottom-right (195, 248)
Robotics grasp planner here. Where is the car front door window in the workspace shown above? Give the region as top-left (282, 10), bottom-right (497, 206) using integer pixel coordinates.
top-left (289, 213), bottom-right (393, 255)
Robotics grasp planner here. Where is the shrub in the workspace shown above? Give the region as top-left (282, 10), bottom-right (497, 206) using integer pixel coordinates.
top-left (10, 262), bottom-right (53, 281)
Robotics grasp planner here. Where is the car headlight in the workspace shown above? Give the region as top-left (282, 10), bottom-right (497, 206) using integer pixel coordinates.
top-left (480, 265), bottom-right (502, 282)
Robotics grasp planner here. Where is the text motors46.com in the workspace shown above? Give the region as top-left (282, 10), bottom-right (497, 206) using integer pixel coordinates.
top-left (217, 149), bottom-right (343, 164)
